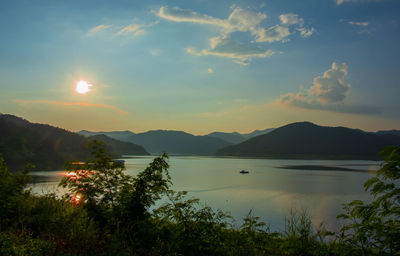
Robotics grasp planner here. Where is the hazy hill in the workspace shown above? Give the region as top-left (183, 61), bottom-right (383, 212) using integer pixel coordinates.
top-left (0, 114), bottom-right (147, 171)
top-left (79, 129), bottom-right (233, 155)
top-left (90, 134), bottom-right (148, 156)
top-left (206, 132), bottom-right (245, 144)
top-left (215, 122), bottom-right (400, 159)
top-left (206, 128), bottom-right (275, 144)
top-left (79, 130), bottom-right (135, 141)
top-left (242, 128), bottom-right (275, 140)
top-left (126, 130), bottom-right (232, 155)
top-left (79, 128), bottom-right (275, 148)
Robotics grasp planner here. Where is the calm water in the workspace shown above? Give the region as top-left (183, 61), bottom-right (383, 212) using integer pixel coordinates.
top-left (29, 156), bottom-right (380, 232)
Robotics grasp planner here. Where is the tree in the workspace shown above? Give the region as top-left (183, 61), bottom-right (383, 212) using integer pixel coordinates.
top-left (59, 140), bottom-right (171, 238)
top-left (0, 153), bottom-right (31, 230)
top-left (60, 140), bottom-right (130, 208)
top-left (337, 146), bottom-right (400, 255)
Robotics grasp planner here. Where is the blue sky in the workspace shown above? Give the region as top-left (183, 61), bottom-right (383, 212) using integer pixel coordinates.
top-left (0, 0), bottom-right (399, 134)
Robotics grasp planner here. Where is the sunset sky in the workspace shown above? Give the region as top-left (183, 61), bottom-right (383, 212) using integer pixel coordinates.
top-left (1, 0), bottom-right (399, 134)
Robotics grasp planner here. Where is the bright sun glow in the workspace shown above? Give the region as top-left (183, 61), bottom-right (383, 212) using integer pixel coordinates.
top-left (76, 80), bottom-right (92, 94)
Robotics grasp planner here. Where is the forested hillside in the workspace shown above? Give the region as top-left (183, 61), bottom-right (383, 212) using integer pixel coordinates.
top-left (0, 114), bottom-right (147, 171)
top-left (216, 122), bottom-right (400, 159)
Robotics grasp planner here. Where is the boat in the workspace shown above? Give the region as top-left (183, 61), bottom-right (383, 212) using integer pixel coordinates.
top-left (239, 170), bottom-right (249, 174)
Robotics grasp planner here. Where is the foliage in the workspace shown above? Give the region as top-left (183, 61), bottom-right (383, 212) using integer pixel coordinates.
top-left (0, 153), bottom-right (31, 230)
top-left (338, 146), bottom-right (400, 255)
top-left (60, 140), bottom-right (172, 253)
top-left (2, 142), bottom-right (400, 255)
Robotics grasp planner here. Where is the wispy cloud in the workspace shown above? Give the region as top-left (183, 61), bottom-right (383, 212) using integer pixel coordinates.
top-left (336, 0), bottom-right (384, 5)
top-left (87, 24), bottom-right (111, 36)
top-left (116, 24), bottom-right (145, 36)
top-left (87, 20), bottom-right (158, 38)
top-left (340, 19), bottom-right (373, 34)
top-left (157, 6), bottom-right (314, 65)
top-left (276, 62), bottom-right (380, 115)
top-left (186, 36), bottom-right (275, 66)
top-left (158, 6), bottom-right (227, 27)
top-left (348, 21), bottom-right (369, 26)
top-left (13, 99), bottom-right (128, 115)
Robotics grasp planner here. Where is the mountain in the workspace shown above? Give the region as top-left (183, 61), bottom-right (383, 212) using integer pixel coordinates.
top-left (79, 130), bottom-right (135, 141)
top-left (215, 122), bottom-right (400, 159)
top-left (242, 128), bottom-right (275, 140)
top-left (0, 114), bottom-right (147, 171)
top-left (79, 129), bottom-right (233, 155)
top-left (376, 130), bottom-right (400, 136)
top-left (90, 134), bottom-right (148, 156)
top-left (206, 132), bottom-right (245, 144)
top-left (79, 128), bottom-right (275, 149)
top-left (126, 130), bottom-right (232, 155)
top-left (206, 128), bottom-right (275, 144)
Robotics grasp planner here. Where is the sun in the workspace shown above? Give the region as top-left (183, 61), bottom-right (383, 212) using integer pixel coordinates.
top-left (76, 80), bottom-right (92, 94)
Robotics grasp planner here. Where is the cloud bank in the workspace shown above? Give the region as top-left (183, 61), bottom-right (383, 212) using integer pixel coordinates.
top-left (277, 62), bottom-right (380, 115)
top-left (157, 6), bottom-right (314, 65)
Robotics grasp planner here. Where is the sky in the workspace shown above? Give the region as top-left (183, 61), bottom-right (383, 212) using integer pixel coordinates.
top-left (0, 0), bottom-right (399, 135)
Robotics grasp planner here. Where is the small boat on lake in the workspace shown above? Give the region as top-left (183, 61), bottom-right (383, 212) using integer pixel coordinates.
top-left (239, 170), bottom-right (249, 174)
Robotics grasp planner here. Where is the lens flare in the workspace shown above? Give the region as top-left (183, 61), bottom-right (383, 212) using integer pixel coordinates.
top-left (76, 80), bottom-right (92, 94)
top-left (74, 193), bottom-right (82, 204)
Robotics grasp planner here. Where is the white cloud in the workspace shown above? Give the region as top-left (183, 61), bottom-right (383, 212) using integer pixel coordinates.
top-left (186, 36), bottom-right (274, 65)
top-left (157, 6), bottom-right (314, 65)
top-left (87, 24), bottom-right (111, 36)
top-left (116, 24), bottom-right (145, 36)
top-left (207, 68), bottom-right (214, 73)
top-left (226, 7), bottom-right (267, 34)
top-left (280, 14), bottom-right (303, 26)
top-left (309, 62), bottom-right (350, 104)
top-left (157, 6), bottom-right (227, 27)
top-left (348, 21), bottom-right (369, 26)
top-left (298, 27), bottom-right (315, 38)
top-left (253, 25), bottom-right (291, 43)
top-left (276, 62), bottom-right (380, 115)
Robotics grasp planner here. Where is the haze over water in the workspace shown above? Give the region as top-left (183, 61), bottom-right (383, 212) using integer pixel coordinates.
top-left (30, 156), bottom-right (379, 232)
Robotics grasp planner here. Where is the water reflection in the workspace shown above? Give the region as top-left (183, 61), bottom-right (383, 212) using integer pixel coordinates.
top-left (29, 156), bottom-right (376, 232)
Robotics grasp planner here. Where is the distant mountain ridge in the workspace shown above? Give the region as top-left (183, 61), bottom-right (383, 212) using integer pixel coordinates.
top-left (78, 128), bottom-right (275, 151)
top-left (215, 122), bottom-right (400, 160)
top-left (79, 130), bottom-right (135, 141)
top-left (206, 128), bottom-right (275, 144)
top-left (89, 134), bottom-right (148, 156)
top-left (80, 129), bottom-right (232, 155)
top-left (0, 114), bottom-right (148, 171)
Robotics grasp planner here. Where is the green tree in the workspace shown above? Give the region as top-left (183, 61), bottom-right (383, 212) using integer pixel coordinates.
top-left (0, 153), bottom-right (31, 230)
top-left (59, 140), bottom-right (172, 253)
top-left (338, 146), bottom-right (400, 255)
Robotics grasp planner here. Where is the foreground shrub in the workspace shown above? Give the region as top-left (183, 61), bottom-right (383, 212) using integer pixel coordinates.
top-left (338, 146), bottom-right (400, 255)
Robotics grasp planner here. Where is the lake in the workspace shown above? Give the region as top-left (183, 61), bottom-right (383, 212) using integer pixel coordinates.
top-left (29, 156), bottom-right (380, 233)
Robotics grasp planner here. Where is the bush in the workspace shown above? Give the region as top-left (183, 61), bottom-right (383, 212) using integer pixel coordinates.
top-left (338, 146), bottom-right (400, 255)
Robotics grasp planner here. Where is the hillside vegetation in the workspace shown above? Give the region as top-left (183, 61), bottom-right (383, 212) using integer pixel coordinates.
top-left (0, 114), bottom-right (148, 171)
